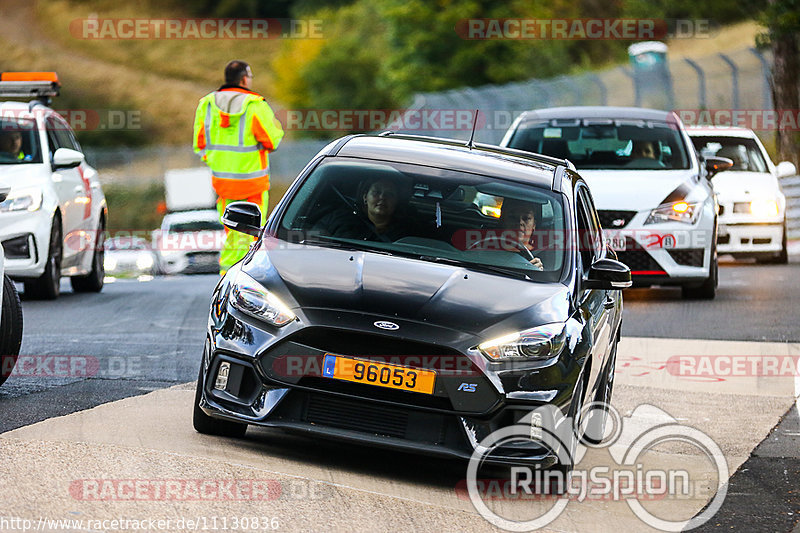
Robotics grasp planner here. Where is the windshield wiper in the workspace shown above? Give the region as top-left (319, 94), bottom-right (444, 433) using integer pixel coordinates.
top-left (299, 235), bottom-right (394, 255)
top-left (416, 255), bottom-right (530, 279)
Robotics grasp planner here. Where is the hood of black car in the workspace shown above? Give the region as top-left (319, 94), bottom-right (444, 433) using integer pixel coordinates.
top-left (243, 243), bottom-right (571, 336)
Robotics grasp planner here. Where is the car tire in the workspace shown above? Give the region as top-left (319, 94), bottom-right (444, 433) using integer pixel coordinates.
top-left (24, 217), bottom-right (62, 300)
top-left (682, 245), bottom-right (717, 300)
top-left (192, 366), bottom-right (248, 438)
top-left (0, 275), bottom-right (23, 386)
top-left (581, 341), bottom-right (617, 446)
top-left (71, 221), bottom-right (105, 293)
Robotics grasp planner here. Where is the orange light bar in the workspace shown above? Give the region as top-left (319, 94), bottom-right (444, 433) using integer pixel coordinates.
top-left (0, 72), bottom-right (59, 83)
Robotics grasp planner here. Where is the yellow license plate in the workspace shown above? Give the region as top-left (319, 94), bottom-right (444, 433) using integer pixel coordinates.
top-left (322, 354), bottom-right (436, 395)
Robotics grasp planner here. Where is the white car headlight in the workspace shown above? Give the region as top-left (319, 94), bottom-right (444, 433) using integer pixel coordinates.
top-left (230, 271), bottom-right (295, 327)
top-left (478, 323), bottom-right (567, 361)
top-left (644, 201), bottom-right (700, 225)
top-left (104, 256), bottom-right (118, 271)
top-left (0, 187), bottom-right (43, 212)
top-left (749, 199), bottom-right (779, 218)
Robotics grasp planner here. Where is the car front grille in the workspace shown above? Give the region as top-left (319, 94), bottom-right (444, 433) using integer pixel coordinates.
top-left (597, 210), bottom-right (637, 229)
top-left (667, 248), bottom-right (705, 267)
top-left (615, 238), bottom-right (664, 273)
top-left (305, 394), bottom-right (409, 438)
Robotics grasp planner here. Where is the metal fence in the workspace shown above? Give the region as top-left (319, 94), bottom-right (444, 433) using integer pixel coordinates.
top-left (782, 175), bottom-right (800, 239)
top-left (401, 46), bottom-right (774, 145)
top-left (85, 44), bottom-right (799, 240)
top-left (84, 139), bottom-right (330, 189)
top-left (399, 45), bottom-right (800, 240)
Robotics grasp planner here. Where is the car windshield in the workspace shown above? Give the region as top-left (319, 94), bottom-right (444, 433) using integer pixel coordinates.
top-left (690, 136), bottom-right (768, 173)
top-left (167, 220), bottom-right (223, 232)
top-left (507, 119), bottom-right (690, 170)
top-left (0, 117), bottom-right (42, 165)
top-left (277, 158), bottom-right (568, 282)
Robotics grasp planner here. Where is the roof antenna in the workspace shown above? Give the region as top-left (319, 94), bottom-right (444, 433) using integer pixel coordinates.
top-left (466, 109), bottom-right (479, 149)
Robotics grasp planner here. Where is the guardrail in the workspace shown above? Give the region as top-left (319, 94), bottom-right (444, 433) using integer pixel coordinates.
top-left (780, 174), bottom-right (800, 239)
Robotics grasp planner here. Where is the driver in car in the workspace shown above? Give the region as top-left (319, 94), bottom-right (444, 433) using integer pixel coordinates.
top-left (0, 131), bottom-right (27, 161)
top-left (626, 140), bottom-right (665, 168)
top-left (497, 198), bottom-right (544, 270)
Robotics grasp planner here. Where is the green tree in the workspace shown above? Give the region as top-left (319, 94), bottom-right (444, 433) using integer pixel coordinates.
top-left (757, 0), bottom-right (800, 165)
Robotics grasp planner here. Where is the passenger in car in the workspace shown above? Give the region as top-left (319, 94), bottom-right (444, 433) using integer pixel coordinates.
top-left (316, 177), bottom-right (422, 242)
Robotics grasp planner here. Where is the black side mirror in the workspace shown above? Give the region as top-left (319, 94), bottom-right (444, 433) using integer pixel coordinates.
top-left (584, 258), bottom-right (632, 290)
top-left (704, 156), bottom-right (733, 178)
top-left (222, 201), bottom-right (262, 237)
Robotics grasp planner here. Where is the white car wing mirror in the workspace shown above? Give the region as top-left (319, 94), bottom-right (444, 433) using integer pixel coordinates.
top-left (52, 147), bottom-right (85, 170)
top-left (776, 161), bottom-right (797, 179)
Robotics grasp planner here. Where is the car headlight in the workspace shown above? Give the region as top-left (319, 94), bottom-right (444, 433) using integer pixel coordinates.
top-left (0, 187), bottom-right (43, 212)
top-left (104, 256), bottom-right (117, 271)
top-left (230, 271), bottom-right (295, 326)
top-left (749, 199), bottom-right (779, 218)
top-left (644, 201), bottom-right (701, 225)
top-left (136, 254), bottom-right (154, 270)
top-left (478, 323), bottom-right (567, 361)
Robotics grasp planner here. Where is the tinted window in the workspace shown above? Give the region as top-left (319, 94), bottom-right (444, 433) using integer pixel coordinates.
top-left (278, 157), bottom-right (568, 282)
top-left (508, 119), bottom-right (690, 170)
top-left (691, 136), bottom-right (768, 173)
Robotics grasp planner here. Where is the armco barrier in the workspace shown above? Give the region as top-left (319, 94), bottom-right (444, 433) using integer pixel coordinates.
top-left (780, 174), bottom-right (800, 239)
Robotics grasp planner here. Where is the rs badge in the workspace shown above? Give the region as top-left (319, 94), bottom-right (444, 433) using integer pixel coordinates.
top-left (457, 383), bottom-right (477, 392)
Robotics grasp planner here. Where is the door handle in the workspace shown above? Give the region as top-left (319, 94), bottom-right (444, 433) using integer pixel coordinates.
top-left (74, 185), bottom-right (85, 194)
top-left (604, 295), bottom-right (615, 310)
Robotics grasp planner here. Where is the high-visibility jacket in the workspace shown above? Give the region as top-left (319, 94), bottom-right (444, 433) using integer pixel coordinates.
top-left (193, 87), bottom-right (284, 199)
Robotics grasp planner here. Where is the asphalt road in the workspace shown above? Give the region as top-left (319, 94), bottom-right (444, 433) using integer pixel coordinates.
top-left (1, 259), bottom-right (798, 531)
top-left (2, 261), bottom-right (797, 431)
top-left (621, 259), bottom-right (800, 342)
top-left (0, 275), bottom-right (218, 432)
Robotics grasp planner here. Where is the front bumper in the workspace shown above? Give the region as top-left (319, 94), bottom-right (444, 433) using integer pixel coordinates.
top-left (0, 209), bottom-right (51, 279)
top-left (717, 222), bottom-right (784, 255)
top-left (198, 306), bottom-right (580, 466)
top-left (604, 226), bottom-right (712, 286)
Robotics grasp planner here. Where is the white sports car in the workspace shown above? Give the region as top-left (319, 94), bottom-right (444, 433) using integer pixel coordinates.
top-left (502, 106), bottom-right (731, 299)
top-left (1, 182), bottom-right (23, 387)
top-left (689, 126), bottom-right (794, 263)
top-left (0, 73), bottom-right (108, 299)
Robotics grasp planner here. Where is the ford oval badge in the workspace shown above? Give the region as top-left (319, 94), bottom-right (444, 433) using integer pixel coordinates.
top-left (374, 321), bottom-right (399, 331)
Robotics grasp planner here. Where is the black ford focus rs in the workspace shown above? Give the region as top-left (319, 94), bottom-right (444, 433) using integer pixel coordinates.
top-left (194, 133), bottom-right (631, 471)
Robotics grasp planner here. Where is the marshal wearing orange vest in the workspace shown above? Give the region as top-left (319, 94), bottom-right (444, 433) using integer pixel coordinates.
top-left (193, 60), bottom-right (284, 274)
